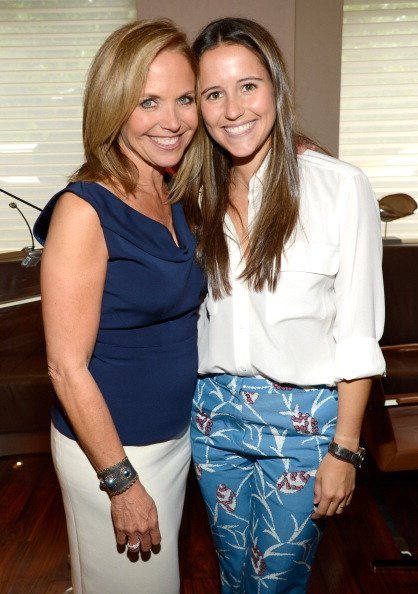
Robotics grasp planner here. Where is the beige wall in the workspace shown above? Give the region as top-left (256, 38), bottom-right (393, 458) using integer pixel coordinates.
top-left (137, 0), bottom-right (343, 154)
top-left (137, 0), bottom-right (295, 77)
top-left (294, 0), bottom-right (344, 155)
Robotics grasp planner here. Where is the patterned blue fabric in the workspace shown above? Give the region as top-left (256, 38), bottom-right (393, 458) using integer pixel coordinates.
top-left (191, 374), bottom-right (338, 593)
top-left (34, 181), bottom-right (206, 445)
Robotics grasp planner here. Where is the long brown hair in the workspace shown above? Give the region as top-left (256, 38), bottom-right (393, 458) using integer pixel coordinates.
top-left (69, 19), bottom-right (198, 195)
top-left (173, 17), bottom-right (300, 298)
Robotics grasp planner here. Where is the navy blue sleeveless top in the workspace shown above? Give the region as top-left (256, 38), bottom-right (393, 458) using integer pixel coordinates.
top-left (34, 181), bottom-right (206, 445)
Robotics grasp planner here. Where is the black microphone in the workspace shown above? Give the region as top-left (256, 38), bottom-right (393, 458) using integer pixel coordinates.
top-left (8, 202), bottom-right (42, 268)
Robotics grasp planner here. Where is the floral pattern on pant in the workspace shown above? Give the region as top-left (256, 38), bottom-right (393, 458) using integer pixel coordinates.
top-left (191, 374), bottom-right (338, 594)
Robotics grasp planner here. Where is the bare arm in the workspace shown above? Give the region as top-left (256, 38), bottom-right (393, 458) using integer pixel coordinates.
top-left (311, 377), bottom-right (371, 519)
top-left (41, 192), bottom-right (160, 550)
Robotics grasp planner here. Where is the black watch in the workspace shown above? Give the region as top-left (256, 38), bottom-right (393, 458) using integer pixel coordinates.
top-left (328, 441), bottom-right (366, 468)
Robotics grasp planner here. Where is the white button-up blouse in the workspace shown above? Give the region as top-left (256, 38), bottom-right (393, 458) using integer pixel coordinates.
top-left (197, 150), bottom-right (386, 386)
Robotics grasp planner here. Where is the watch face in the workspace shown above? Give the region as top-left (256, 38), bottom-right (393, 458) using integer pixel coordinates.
top-left (351, 448), bottom-right (365, 468)
top-left (357, 448), bottom-right (366, 466)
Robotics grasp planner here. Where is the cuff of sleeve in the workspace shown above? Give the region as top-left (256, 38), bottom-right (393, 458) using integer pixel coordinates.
top-left (334, 336), bottom-right (386, 382)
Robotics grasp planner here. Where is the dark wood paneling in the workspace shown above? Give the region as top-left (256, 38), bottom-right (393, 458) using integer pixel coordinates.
top-left (0, 250), bottom-right (41, 304)
top-left (0, 251), bottom-right (53, 456)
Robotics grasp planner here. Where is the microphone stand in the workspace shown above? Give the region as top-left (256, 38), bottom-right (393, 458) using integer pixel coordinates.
top-left (1, 187), bottom-right (43, 267)
top-left (9, 202), bottom-right (35, 250)
top-left (0, 187), bottom-right (42, 211)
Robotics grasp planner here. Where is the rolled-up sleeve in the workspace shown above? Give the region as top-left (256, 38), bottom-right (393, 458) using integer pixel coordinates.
top-left (333, 170), bottom-right (386, 382)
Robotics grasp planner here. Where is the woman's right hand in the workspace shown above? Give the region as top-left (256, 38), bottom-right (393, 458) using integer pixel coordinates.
top-left (111, 480), bottom-right (161, 552)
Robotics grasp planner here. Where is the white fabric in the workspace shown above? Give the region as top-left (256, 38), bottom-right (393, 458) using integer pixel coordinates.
top-left (197, 150), bottom-right (386, 386)
top-left (51, 424), bottom-right (191, 594)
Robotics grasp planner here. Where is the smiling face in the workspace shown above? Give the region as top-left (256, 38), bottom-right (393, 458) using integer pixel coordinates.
top-left (119, 50), bottom-right (198, 177)
top-left (199, 43), bottom-right (276, 170)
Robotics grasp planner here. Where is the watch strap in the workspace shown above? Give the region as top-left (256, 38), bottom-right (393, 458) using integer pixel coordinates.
top-left (328, 440), bottom-right (366, 468)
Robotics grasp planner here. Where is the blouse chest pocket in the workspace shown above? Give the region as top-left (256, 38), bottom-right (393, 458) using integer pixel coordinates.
top-left (265, 242), bottom-right (340, 325)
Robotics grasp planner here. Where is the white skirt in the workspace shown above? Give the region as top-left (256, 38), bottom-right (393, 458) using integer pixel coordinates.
top-left (51, 424), bottom-right (191, 594)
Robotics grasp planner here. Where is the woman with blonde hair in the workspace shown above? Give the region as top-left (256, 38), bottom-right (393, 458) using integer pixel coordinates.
top-left (34, 19), bottom-right (204, 594)
top-left (174, 17), bottom-right (385, 593)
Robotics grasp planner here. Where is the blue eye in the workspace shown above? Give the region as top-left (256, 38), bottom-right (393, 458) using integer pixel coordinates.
top-left (140, 98), bottom-right (156, 109)
top-left (178, 95), bottom-right (195, 105)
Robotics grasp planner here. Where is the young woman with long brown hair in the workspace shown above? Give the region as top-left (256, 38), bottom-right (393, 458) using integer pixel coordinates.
top-left (173, 17), bottom-right (386, 593)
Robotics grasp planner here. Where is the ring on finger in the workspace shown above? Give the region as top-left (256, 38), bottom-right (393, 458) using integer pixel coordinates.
top-left (127, 539), bottom-right (140, 551)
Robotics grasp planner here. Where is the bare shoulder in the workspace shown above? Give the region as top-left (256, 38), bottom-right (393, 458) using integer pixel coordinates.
top-left (50, 191), bottom-right (100, 232)
top-left (43, 191), bottom-right (107, 269)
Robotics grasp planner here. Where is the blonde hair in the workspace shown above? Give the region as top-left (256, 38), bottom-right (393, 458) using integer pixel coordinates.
top-left (173, 17), bottom-right (300, 298)
top-left (70, 19), bottom-right (198, 194)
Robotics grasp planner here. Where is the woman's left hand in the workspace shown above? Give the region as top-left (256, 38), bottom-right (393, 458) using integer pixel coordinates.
top-left (311, 453), bottom-right (356, 519)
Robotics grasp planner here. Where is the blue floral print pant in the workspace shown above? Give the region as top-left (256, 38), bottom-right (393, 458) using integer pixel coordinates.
top-left (191, 374), bottom-right (338, 594)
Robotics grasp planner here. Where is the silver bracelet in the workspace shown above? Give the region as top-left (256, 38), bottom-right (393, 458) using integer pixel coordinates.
top-left (97, 456), bottom-right (139, 497)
